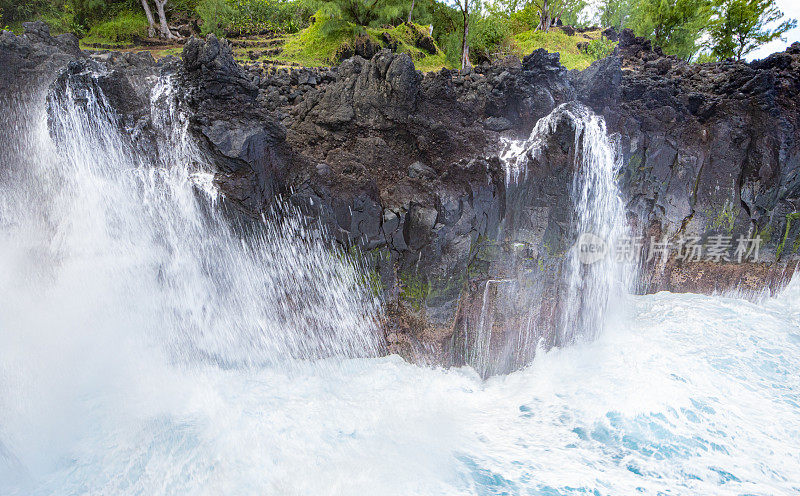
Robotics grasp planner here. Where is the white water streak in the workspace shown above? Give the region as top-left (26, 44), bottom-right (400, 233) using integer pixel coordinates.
top-left (0, 68), bottom-right (382, 488)
top-left (501, 103), bottom-right (636, 346)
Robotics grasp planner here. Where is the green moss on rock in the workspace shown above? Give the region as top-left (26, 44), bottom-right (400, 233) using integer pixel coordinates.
top-left (777, 212), bottom-right (800, 260)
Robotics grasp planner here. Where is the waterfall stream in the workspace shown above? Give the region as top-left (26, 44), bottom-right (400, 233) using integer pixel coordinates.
top-left (0, 68), bottom-right (382, 488)
top-left (509, 103), bottom-right (635, 345)
top-left (554, 104), bottom-right (636, 345)
top-left (461, 103), bottom-right (637, 376)
top-left (47, 68), bottom-right (383, 365)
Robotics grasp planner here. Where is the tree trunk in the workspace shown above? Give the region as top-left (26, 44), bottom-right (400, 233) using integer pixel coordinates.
top-left (537, 0), bottom-right (551, 31)
top-left (154, 0), bottom-right (176, 39)
top-left (408, 0), bottom-right (415, 24)
top-left (141, 0), bottom-right (157, 38)
top-left (460, 4), bottom-right (470, 69)
top-left (736, 34), bottom-right (746, 61)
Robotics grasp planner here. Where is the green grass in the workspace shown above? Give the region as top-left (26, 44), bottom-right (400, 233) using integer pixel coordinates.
top-left (151, 46), bottom-right (184, 58)
top-left (5, 13), bottom-right (75, 35)
top-left (79, 37), bottom-right (133, 48)
top-left (513, 28), bottom-right (608, 70)
top-left (86, 11), bottom-right (149, 43)
top-left (279, 8), bottom-right (354, 66)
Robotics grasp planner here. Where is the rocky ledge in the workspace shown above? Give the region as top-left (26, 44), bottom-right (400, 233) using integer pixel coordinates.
top-left (3, 22), bottom-right (799, 372)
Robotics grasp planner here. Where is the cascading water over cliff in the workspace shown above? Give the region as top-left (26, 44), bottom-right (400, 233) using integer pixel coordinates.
top-left (548, 103), bottom-right (637, 346)
top-left (0, 67), bottom-right (384, 490)
top-left (458, 102), bottom-right (637, 376)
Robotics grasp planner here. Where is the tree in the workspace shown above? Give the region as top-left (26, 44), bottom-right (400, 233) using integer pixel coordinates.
top-left (153, 0), bottom-right (176, 39)
top-left (709, 0), bottom-right (797, 61)
top-left (454, 0), bottom-right (470, 68)
top-left (598, 0), bottom-right (633, 29)
top-left (530, 0), bottom-right (586, 31)
top-left (140, 0), bottom-right (157, 37)
top-left (532, 0), bottom-right (551, 29)
top-left (630, 0), bottom-right (711, 59)
top-left (558, 0), bottom-right (586, 26)
top-left (140, 0), bottom-right (178, 39)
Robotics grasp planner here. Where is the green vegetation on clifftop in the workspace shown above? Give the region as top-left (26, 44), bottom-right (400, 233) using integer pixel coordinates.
top-left (513, 28), bottom-right (613, 70)
top-left (280, 7), bottom-right (446, 69)
top-left (5, 0), bottom-right (794, 70)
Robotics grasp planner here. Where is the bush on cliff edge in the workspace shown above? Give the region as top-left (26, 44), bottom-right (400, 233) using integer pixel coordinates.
top-left (281, 5), bottom-right (446, 69)
top-left (85, 10), bottom-right (148, 42)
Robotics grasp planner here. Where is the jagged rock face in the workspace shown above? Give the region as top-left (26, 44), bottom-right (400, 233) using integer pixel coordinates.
top-left (3, 25), bottom-right (799, 369)
top-left (272, 48), bottom-right (577, 361)
top-left (0, 21), bottom-right (81, 94)
top-left (47, 58), bottom-right (157, 150)
top-left (574, 30), bottom-right (800, 293)
top-left (182, 35), bottom-right (290, 212)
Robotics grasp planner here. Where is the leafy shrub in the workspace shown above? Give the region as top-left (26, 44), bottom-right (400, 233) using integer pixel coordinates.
top-left (280, 0), bottom-right (319, 32)
top-left (88, 10), bottom-right (148, 42)
top-left (282, 7), bottom-right (446, 69)
top-left (507, 3), bottom-right (540, 34)
top-left (514, 28), bottom-right (596, 69)
top-left (197, 0), bottom-right (316, 36)
top-left (693, 51), bottom-right (719, 63)
top-left (374, 22), bottom-right (446, 68)
top-left (1, 0), bottom-right (81, 33)
top-left (437, 13), bottom-right (512, 66)
top-left (196, 0), bottom-right (234, 35)
top-left (585, 36), bottom-right (616, 60)
top-left (324, 0), bottom-right (408, 27)
top-left (470, 15), bottom-right (512, 62)
top-left (281, 4), bottom-right (362, 65)
top-left (439, 30), bottom-right (462, 66)
top-left (168, 0), bottom-right (201, 15)
top-left (71, 0), bottom-right (119, 27)
top-left (1, 0), bottom-right (45, 25)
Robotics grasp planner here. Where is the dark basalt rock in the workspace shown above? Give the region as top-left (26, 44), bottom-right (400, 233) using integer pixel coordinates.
top-left (602, 27), bottom-right (619, 42)
top-left (1, 21), bottom-right (83, 95)
top-left (21, 21), bottom-right (81, 57)
top-left (182, 35), bottom-right (291, 212)
top-left (412, 30), bottom-right (437, 56)
top-left (1, 23), bottom-right (92, 187)
top-left (336, 35), bottom-right (381, 62)
top-left (572, 30), bottom-right (800, 297)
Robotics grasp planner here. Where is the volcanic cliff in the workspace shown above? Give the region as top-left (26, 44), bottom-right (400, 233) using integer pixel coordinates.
top-left (3, 22), bottom-right (799, 371)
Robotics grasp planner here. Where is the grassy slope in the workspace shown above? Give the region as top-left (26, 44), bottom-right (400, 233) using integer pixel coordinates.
top-left (513, 28), bottom-right (602, 70)
top-left (369, 24), bottom-right (449, 73)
